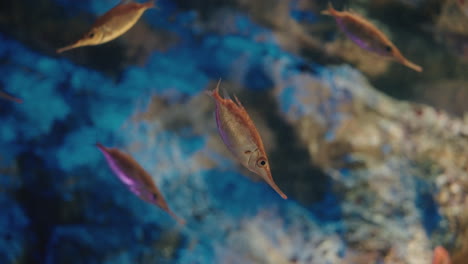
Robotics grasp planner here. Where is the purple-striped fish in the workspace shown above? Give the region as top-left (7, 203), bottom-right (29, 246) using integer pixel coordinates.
top-left (96, 143), bottom-right (185, 225)
top-left (322, 3), bottom-right (423, 72)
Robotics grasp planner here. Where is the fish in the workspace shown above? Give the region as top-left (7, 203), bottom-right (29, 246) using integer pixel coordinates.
top-left (432, 246), bottom-right (452, 264)
top-left (321, 3), bottom-right (423, 72)
top-left (57, 0), bottom-right (156, 53)
top-left (206, 80), bottom-right (288, 200)
top-left (0, 90), bottom-right (22, 103)
top-left (456, 0), bottom-right (468, 16)
top-left (96, 143), bottom-right (185, 225)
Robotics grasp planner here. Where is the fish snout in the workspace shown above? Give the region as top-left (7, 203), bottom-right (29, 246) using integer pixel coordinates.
top-left (256, 167), bottom-right (288, 199)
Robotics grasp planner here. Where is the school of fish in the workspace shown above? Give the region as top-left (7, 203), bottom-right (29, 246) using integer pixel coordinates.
top-left (4, 4), bottom-right (458, 257)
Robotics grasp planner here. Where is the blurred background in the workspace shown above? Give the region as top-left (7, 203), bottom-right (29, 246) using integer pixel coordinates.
top-left (0, 0), bottom-right (467, 263)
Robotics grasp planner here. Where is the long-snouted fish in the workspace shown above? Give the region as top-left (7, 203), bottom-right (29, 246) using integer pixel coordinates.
top-left (57, 1), bottom-right (156, 53)
top-left (322, 3), bottom-right (423, 72)
top-left (206, 80), bottom-right (288, 200)
top-left (0, 91), bottom-right (22, 103)
top-left (96, 143), bottom-right (185, 225)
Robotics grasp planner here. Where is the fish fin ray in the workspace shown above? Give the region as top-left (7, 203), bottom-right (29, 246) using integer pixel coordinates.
top-left (205, 78), bottom-right (222, 99)
top-left (222, 87), bottom-right (232, 100)
top-left (233, 95), bottom-right (244, 108)
top-left (321, 2), bottom-right (339, 16)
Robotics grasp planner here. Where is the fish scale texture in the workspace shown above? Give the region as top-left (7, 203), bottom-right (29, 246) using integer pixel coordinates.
top-left (0, 1), bottom-right (465, 264)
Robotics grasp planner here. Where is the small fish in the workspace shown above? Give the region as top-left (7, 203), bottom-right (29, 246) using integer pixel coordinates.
top-left (457, 0), bottom-right (468, 16)
top-left (206, 80), bottom-right (287, 199)
top-left (96, 143), bottom-right (185, 225)
top-left (432, 246), bottom-right (452, 264)
top-left (57, 0), bottom-right (156, 53)
top-left (322, 3), bottom-right (423, 72)
top-left (0, 91), bottom-right (22, 103)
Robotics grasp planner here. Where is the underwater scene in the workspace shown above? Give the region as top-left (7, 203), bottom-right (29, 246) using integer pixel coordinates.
top-left (1, 0), bottom-right (468, 263)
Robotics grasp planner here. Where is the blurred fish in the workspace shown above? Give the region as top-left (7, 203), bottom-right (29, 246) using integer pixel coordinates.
top-left (456, 0), bottom-right (468, 16)
top-left (321, 3), bottom-right (423, 72)
top-left (206, 80), bottom-right (288, 200)
top-left (0, 90), bottom-right (22, 103)
top-left (96, 143), bottom-right (185, 225)
top-left (57, 0), bottom-right (156, 53)
top-left (433, 246), bottom-right (452, 264)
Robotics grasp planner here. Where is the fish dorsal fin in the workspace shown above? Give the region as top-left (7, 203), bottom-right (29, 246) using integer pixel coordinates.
top-left (221, 87), bottom-right (232, 101)
top-left (233, 95), bottom-right (245, 109)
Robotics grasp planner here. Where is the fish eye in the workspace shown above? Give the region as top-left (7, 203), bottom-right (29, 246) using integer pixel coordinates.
top-left (257, 158), bottom-right (267, 167)
top-left (152, 193), bottom-right (158, 200)
top-left (88, 32), bottom-right (95, 38)
top-left (385, 45), bottom-right (392, 52)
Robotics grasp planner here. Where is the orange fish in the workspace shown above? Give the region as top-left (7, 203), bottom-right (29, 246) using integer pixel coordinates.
top-left (322, 3), bottom-right (423, 72)
top-left (432, 246), bottom-right (452, 264)
top-left (96, 143), bottom-right (185, 225)
top-left (57, 0), bottom-right (156, 53)
top-left (206, 80), bottom-right (287, 199)
top-left (0, 90), bottom-right (22, 103)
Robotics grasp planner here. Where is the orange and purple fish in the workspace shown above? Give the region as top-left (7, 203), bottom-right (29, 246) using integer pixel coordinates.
top-left (432, 246), bottom-right (452, 264)
top-left (96, 143), bottom-right (185, 225)
top-left (206, 81), bottom-right (287, 200)
top-left (57, 0), bottom-right (156, 53)
top-left (322, 3), bottom-right (423, 72)
top-left (0, 90), bottom-right (22, 104)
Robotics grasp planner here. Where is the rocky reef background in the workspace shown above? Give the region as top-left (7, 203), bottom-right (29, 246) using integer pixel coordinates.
top-left (0, 0), bottom-right (467, 263)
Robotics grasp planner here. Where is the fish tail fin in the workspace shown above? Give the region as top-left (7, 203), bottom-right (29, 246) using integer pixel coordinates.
top-left (205, 78), bottom-right (222, 100)
top-left (321, 2), bottom-right (339, 16)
